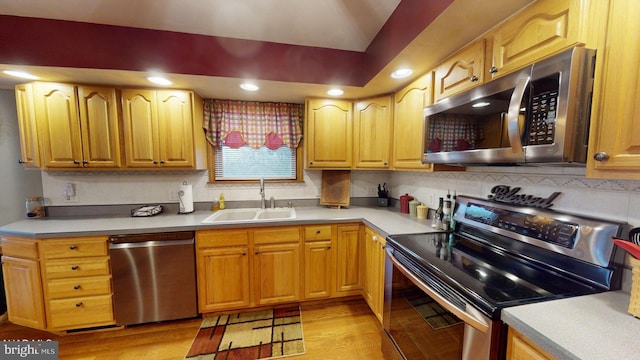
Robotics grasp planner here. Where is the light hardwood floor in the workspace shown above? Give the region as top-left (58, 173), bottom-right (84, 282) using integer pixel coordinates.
top-left (0, 298), bottom-right (385, 360)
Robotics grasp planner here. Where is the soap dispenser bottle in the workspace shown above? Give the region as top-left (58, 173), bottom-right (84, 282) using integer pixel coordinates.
top-left (219, 193), bottom-right (225, 210)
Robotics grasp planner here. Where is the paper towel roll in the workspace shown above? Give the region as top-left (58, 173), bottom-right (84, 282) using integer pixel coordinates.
top-left (178, 183), bottom-right (194, 214)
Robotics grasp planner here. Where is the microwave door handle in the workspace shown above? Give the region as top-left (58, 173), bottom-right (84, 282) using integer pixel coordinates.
top-left (506, 76), bottom-right (530, 153)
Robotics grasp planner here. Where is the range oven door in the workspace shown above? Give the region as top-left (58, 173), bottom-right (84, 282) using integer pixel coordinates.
top-left (382, 247), bottom-right (496, 360)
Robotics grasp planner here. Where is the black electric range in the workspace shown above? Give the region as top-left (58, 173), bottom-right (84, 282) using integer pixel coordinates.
top-left (386, 195), bottom-right (628, 320)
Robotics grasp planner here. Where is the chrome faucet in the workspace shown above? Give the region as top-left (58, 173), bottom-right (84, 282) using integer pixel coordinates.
top-left (260, 177), bottom-right (266, 209)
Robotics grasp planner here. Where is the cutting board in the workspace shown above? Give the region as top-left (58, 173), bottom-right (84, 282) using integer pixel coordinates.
top-left (320, 170), bottom-right (350, 208)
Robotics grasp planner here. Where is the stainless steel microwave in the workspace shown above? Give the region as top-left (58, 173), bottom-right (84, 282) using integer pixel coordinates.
top-left (422, 47), bottom-right (595, 165)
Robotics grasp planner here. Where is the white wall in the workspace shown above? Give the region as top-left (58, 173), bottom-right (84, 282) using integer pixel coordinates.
top-left (390, 167), bottom-right (640, 227)
top-left (0, 89), bottom-right (43, 226)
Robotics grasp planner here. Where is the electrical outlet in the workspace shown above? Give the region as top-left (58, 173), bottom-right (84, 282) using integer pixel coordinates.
top-left (63, 183), bottom-right (78, 202)
top-left (428, 194), bottom-right (435, 207)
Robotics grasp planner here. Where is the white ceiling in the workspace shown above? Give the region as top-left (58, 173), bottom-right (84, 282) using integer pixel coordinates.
top-left (0, 0), bottom-right (534, 102)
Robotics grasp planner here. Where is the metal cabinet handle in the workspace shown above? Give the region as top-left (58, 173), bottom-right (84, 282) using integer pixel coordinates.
top-left (153, 160), bottom-right (158, 164)
top-left (82, 160), bottom-right (88, 165)
top-left (593, 152), bottom-right (609, 161)
top-left (160, 160), bottom-right (165, 164)
top-left (73, 160), bottom-right (80, 165)
top-left (489, 66), bottom-right (499, 74)
top-left (470, 75), bottom-right (479, 82)
top-left (309, 161), bottom-right (314, 165)
top-left (69, 245), bottom-right (78, 250)
top-left (71, 265), bottom-right (79, 270)
top-left (327, 245), bottom-right (331, 250)
top-left (75, 302), bottom-right (83, 307)
top-left (18, 159), bottom-right (24, 164)
top-left (74, 285), bottom-right (81, 290)
top-left (316, 230), bottom-right (321, 235)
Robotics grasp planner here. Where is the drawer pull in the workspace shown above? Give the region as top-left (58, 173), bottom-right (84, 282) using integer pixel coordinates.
top-left (71, 265), bottom-right (79, 270)
top-left (74, 285), bottom-right (81, 290)
top-left (75, 302), bottom-right (83, 307)
top-left (69, 245), bottom-right (78, 250)
top-left (316, 230), bottom-right (321, 235)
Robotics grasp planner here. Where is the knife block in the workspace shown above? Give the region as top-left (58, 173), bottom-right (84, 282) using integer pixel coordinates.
top-left (629, 257), bottom-right (640, 318)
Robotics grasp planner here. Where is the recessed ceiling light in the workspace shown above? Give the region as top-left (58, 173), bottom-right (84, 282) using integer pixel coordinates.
top-left (3, 70), bottom-right (39, 80)
top-left (240, 83), bottom-right (259, 91)
top-left (472, 102), bottom-right (491, 108)
top-left (327, 89), bottom-right (344, 96)
top-left (391, 68), bottom-right (413, 79)
top-left (147, 76), bottom-right (172, 86)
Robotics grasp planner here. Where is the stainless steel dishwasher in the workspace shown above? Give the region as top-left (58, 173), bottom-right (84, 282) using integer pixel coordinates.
top-left (109, 231), bottom-right (198, 326)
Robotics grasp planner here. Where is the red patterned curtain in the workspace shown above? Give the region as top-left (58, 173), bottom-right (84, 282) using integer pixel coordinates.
top-left (203, 99), bottom-right (304, 149)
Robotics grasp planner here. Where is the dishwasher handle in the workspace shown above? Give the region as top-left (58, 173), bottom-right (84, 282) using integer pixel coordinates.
top-left (109, 231), bottom-right (194, 245)
top-left (109, 238), bottom-right (194, 250)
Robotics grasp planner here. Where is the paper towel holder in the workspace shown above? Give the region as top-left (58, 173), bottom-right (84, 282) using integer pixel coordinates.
top-left (178, 181), bottom-right (194, 214)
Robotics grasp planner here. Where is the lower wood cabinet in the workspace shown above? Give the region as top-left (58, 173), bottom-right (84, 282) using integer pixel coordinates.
top-left (363, 227), bottom-right (386, 323)
top-left (254, 242), bottom-right (301, 305)
top-left (506, 328), bottom-right (557, 360)
top-left (335, 224), bottom-right (363, 295)
top-left (303, 225), bottom-right (334, 300)
top-left (1, 235), bottom-right (114, 332)
top-left (196, 245), bottom-right (251, 312)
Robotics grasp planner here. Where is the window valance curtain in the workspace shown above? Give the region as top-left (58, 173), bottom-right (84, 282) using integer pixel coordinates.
top-left (203, 99), bottom-right (304, 150)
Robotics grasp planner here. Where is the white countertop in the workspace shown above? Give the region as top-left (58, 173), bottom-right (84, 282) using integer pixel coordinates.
top-left (502, 291), bottom-right (640, 360)
top-left (0, 206), bottom-right (438, 238)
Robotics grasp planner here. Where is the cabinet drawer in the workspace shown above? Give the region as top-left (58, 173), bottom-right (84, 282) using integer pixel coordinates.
top-left (47, 275), bottom-right (112, 299)
top-left (40, 237), bottom-right (108, 259)
top-left (48, 294), bottom-right (114, 329)
top-left (1, 237), bottom-right (39, 259)
top-left (44, 258), bottom-right (110, 279)
top-left (304, 226), bottom-right (332, 241)
top-left (196, 229), bottom-right (249, 248)
top-left (253, 226), bottom-right (301, 244)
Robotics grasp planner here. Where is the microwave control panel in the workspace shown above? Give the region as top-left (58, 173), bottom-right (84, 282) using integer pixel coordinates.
top-left (528, 89), bottom-right (558, 145)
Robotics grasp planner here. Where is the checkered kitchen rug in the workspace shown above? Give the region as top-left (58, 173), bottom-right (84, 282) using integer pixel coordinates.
top-left (185, 306), bottom-right (305, 359)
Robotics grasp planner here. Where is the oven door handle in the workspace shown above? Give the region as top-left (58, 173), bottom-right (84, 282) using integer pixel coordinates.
top-left (389, 253), bottom-right (491, 333)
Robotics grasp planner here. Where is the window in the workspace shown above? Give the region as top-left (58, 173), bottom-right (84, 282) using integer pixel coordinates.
top-left (214, 144), bottom-right (297, 180)
top-left (203, 99), bottom-right (304, 183)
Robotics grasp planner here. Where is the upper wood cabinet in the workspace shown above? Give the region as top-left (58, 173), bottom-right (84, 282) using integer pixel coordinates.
top-left (305, 98), bottom-right (353, 169)
top-left (487, 0), bottom-right (602, 80)
top-left (353, 95), bottom-right (393, 169)
top-left (14, 84), bottom-right (40, 168)
top-left (435, 39), bottom-right (486, 101)
top-left (391, 73), bottom-right (435, 171)
top-left (587, 0), bottom-right (640, 179)
top-left (121, 89), bottom-right (206, 169)
top-left (33, 82), bottom-right (121, 169)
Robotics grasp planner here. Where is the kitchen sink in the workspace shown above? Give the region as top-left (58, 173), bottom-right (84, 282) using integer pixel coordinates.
top-left (201, 207), bottom-right (296, 223)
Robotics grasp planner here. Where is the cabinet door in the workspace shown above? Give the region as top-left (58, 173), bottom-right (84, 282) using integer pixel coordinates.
top-left (364, 228), bottom-right (385, 323)
top-left (304, 240), bottom-right (333, 299)
top-left (587, 0), bottom-right (640, 179)
top-left (335, 224), bottom-right (363, 295)
top-left (435, 39), bottom-right (485, 101)
top-left (121, 89), bottom-right (159, 167)
top-left (34, 82), bottom-right (83, 168)
top-left (305, 98), bottom-right (353, 169)
top-left (2, 256), bottom-right (46, 329)
top-left (391, 74), bottom-right (434, 171)
top-left (14, 84), bottom-right (40, 168)
top-left (506, 328), bottom-right (556, 360)
top-left (353, 95), bottom-right (393, 169)
top-left (196, 246), bottom-right (250, 312)
top-left (77, 86), bottom-right (121, 168)
top-left (488, 0), bottom-right (587, 79)
top-left (253, 242), bottom-right (301, 305)
top-left (156, 90), bottom-right (195, 167)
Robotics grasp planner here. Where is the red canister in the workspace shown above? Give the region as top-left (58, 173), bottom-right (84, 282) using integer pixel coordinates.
top-left (399, 193), bottom-right (414, 213)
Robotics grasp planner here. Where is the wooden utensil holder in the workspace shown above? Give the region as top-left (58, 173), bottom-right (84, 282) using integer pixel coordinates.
top-left (628, 257), bottom-right (640, 318)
